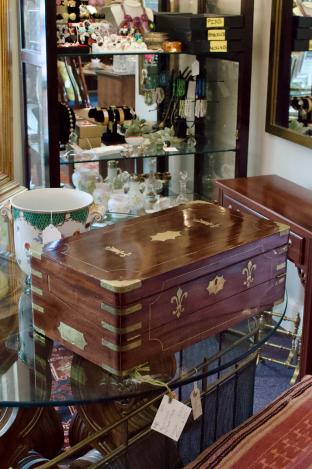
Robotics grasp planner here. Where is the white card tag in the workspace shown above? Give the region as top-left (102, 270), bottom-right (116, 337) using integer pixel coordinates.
top-left (192, 59), bottom-right (200, 76)
top-left (151, 395), bottom-right (191, 441)
top-left (163, 146), bottom-right (178, 152)
top-left (190, 383), bottom-right (202, 420)
top-left (42, 224), bottom-right (62, 245)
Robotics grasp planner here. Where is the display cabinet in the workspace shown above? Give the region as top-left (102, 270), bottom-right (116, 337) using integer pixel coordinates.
top-left (19, 0), bottom-right (254, 205)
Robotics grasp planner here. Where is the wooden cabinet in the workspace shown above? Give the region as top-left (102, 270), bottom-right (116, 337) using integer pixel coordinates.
top-left (215, 174), bottom-right (312, 376)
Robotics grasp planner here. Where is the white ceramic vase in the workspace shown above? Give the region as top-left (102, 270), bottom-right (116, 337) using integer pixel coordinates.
top-left (9, 188), bottom-right (95, 276)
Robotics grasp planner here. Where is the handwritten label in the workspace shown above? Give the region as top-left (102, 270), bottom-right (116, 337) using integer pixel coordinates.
top-left (309, 39), bottom-right (312, 51)
top-left (208, 29), bottom-right (226, 41)
top-left (207, 17), bottom-right (225, 28)
top-left (210, 41), bottom-right (228, 53)
top-left (151, 395), bottom-right (191, 441)
top-left (190, 383), bottom-right (203, 420)
top-left (42, 224), bottom-right (62, 245)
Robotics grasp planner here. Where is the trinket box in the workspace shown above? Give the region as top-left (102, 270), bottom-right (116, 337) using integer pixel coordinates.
top-left (31, 202), bottom-right (288, 376)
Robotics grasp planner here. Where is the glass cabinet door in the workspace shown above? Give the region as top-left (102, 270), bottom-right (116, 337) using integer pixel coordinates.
top-left (20, 0), bottom-right (59, 188)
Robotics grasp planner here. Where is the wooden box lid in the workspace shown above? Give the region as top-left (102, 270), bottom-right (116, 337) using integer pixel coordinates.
top-left (36, 201), bottom-right (289, 302)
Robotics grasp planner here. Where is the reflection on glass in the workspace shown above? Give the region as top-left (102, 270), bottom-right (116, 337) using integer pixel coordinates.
top-left (289, 52), bottom-right (312, 137)
top-left (25, 64), bottom-right (46, 188)
top-left (23, 0), bottom-right (41, 52)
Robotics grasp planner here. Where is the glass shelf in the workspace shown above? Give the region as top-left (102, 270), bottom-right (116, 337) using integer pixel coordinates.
top-left (60, 141), bottom-right (236, 165)
top-left (56, 49), bottom-right (240, 58)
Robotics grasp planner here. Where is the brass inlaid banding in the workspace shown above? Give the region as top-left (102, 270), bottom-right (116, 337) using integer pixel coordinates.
top-left (276, 276), bottom-right (286, 285)
top-left (127, 334), bottom-right (141, 342)
top-left (274, 222), bottom-right (290, 237)
top-left (101, 321), bottom-right (142, 335)
top-left (100, 279), bottom-right (142, 293)
top-left (102, 338), bottom-right (142, 352)
top-left (101, 302), bottom-right (142, 316)
top-left (34, 326), bottom-right (46, 337)
top-left (30, 249), bottom-right (42, 260)
top-left (31, 268), bottom-right (42, 279)
top-left (31, 285), bottom-right (43, 296)
top-left (32, 303), bottom-right (45, 313)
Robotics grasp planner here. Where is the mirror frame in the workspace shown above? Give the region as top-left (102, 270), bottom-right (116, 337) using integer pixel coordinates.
top-left (0, 0), bottom-right (25, 203)
top-left (266, 0), bottom-right (312, 150)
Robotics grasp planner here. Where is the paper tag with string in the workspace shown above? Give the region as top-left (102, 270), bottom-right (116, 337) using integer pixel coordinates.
top-left (151, 395), bottom-right (191, 441)
top-left (42, 213), bottom-right (62, 245)
top-left (190, 381), bottom-right (202, 420)
top-left (191, 59), bottom-right (200, 77)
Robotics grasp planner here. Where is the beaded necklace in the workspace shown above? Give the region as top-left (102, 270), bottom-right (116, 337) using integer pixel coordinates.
top-left (119, 1), bottom-right (152, 33)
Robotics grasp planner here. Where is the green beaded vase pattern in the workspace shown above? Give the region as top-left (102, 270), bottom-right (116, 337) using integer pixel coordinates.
top-left (12, 206), bottom-right (89, 231)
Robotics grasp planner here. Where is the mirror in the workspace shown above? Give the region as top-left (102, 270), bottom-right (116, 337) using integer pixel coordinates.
top-left (266, 0), bottom-right (312, 149)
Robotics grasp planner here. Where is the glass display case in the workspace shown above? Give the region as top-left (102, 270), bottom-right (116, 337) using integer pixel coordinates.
top-left (19, 0), bottom-right (254, 207)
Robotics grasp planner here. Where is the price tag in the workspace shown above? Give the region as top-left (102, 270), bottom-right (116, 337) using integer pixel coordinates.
top-left (208, 29), bottom-right (226, 41)
top-left (42, 224), bottom-right (62, 245)
top-left (309, 39), bottom-right (312, 51)
top-left (210, 41), bottom-right (228, 53)
top-left (191, 59), bottom-right (200, 76)
top-left (190, 383), bottom-right (203, 420)
top-left (163, 146), bottom-right (178, 152)
top-left (151, 395), bottom-right (191, 441)
top-left (207, 17), bottom-right (225, 28)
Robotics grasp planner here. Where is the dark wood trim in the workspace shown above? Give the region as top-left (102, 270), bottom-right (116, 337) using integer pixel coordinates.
top-left (45, 0), bottom-right (59, 188)
top-left (235, 0), bottom-right (254, 178)
top-left (275, 0), bottom-right (293, 128)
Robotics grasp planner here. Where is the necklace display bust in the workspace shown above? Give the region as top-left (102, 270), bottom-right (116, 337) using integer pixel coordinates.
top-left (103, 0), bottom-right (153, 33)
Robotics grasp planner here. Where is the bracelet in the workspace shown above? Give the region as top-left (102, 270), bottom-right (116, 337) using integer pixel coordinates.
top-left (103, 108), bottom-right (109, 125)
top-left (117, 107), bottom-right (125, 124)
top-left (306, 96), bottom-right (312, 113)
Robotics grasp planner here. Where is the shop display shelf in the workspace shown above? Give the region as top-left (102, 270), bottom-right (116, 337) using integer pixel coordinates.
top-left (59, 141), bottom-right (236, 165)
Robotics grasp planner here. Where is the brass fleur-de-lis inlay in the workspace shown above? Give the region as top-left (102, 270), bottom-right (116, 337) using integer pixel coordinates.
top-left (242, 261), bottom-right (256, 288)
top-left (207, 275), bottom-right (225, 295)
top-left (171, 287), bottom-right (188, 319)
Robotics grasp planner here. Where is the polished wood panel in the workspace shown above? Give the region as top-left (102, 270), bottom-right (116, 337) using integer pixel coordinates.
top-left (97, 73), bottom-right (135, 109)
top-left (215, 175), bottom-right (312, 376)
top-left (32, 202), bottom-right (288, 375)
